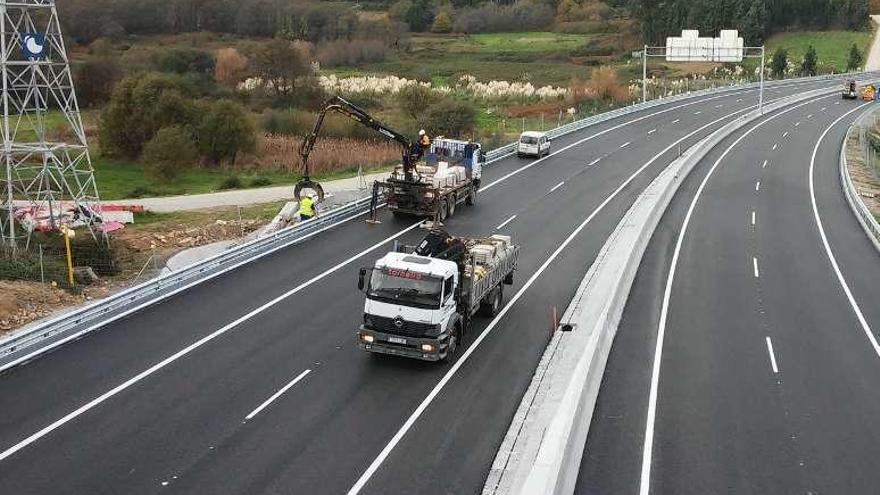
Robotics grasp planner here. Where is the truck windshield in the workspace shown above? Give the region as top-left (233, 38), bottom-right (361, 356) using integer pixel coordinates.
top-left (368, 269), bottom-right (443, 308)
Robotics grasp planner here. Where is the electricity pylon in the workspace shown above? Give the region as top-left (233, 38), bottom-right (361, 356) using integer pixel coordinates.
top-left (0, 0), bottom-right (103, 249)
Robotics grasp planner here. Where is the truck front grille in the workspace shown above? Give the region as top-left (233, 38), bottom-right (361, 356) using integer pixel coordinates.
top-left (368, 315), bottom-right (435, 337)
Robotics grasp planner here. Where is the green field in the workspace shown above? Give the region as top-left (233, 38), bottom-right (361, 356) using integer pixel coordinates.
top-left (766, 30), bottom-right (873, 71)
top-left (333, 32), bottom-right (606, 87)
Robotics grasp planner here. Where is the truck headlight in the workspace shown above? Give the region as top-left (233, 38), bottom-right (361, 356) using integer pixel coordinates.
top-left (421, 344), bottom-right (435, 352)
top-left (360, 334), bottom-right (375, 343)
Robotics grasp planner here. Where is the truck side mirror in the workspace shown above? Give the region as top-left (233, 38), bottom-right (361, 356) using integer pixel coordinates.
top-left (358, 268), bottom-right (368, 292)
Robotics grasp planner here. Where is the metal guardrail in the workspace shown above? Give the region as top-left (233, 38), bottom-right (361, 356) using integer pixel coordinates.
top-left (1, 71), bottom-right (875, 371)
top-left (841, 107), bottom-right (880, 254)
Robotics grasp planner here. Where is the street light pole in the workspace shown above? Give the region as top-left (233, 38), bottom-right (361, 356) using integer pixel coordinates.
top-left (759, 46), bottom-right (765, 115)
top-left (642, 44), bottom-right (648, 103)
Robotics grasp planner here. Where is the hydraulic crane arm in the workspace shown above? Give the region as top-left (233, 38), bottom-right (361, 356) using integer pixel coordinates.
top-left (295, 96), bottom-right (420, 201)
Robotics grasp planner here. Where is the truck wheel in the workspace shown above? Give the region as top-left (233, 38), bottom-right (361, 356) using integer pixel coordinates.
top-left (448, 195), bottom-right (456, 217)
top-left (480, 286), bottom-right (503, 317)
top-left (441, 325), bottom-right (461, 362)
top-left (465, 184), bottom-right (477, 206)
top-left (438, 199), bottom-right (448, 222)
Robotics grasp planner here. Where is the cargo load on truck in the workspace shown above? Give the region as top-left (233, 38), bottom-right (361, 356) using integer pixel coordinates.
top-left (356, 229), bottom-right (519, 362)
top-left (842, 79), bottom-right (858, 99)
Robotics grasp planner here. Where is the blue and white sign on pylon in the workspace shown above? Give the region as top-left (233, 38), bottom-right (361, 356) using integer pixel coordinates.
top-left (20, 32), bottom-right (47, 59)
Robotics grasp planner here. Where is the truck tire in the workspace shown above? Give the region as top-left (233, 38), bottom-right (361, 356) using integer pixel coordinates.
top-left (439, 199), bottom-right (448, 222)
top-left (465, 184), bottom-right (477, 206)
top-left (480, 286), bottom-right (503, 317)
top-left (448, 194), bottom-right (456, 217)
top-left (440, 324), bottom-right (460, 363)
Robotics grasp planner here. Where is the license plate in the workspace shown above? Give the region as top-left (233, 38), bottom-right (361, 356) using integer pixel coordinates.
top-left (388, 336), bottom-right (407, 345)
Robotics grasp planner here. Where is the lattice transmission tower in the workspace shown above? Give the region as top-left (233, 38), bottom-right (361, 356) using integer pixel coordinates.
top-left (0, 0), bottom-right (103, 250)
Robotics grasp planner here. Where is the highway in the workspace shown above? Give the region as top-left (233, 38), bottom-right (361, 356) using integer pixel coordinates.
top-left (0, 79), bottom-right (854, 494)
top-left (578, 89), bottom-right (880, 493)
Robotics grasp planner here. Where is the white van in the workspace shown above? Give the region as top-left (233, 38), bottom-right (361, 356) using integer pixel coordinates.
top-left (517, 131), bottom-right (550, 157)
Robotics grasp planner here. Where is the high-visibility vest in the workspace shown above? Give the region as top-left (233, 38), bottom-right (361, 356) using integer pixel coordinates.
top-left (299, 197), bottom-right (315, 217)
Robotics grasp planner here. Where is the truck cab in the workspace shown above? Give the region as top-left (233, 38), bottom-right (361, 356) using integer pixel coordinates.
top-left (358, 252), bottom-right (462, 361)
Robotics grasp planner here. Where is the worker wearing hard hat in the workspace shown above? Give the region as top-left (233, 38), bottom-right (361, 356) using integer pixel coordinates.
top-left (414, 129), bottom-right (431, 160)
top-left (298, 193), bottom-right (319, 221)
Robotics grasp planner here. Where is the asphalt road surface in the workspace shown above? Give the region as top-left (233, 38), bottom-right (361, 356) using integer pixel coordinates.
top-left (0, 78), bottom-right (854, 495)
top-left (579, 87), bottom-right (880, 494)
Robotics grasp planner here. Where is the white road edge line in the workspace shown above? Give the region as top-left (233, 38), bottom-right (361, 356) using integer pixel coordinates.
top-left (808, 102), bottom-right (880, 360)
top-left (753, 257), bottom-right (760, 278)
top-left (765, 337), bottom-right (779, 373)
top-left (496, 214), bottom-right (517, 230)
top-left (0, 87), bottom-right (801, 463)
top-left (638, 96), bottom-right (827, 495)
top-left (549, 181), bottom-right (565, 193)
top-left (347, 107), bottom-right (756, 495)
top-left (244, 369), bottom-right (311, 421)
top-left (0, 222), bottom-right (423, 462)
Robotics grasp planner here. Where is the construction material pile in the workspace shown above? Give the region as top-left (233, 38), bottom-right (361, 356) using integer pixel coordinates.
top-left (467, 234), bottom-right (513, 282)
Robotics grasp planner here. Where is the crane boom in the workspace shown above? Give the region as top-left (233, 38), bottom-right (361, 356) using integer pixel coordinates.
top-left (295, 96), bottom-right (420, 201)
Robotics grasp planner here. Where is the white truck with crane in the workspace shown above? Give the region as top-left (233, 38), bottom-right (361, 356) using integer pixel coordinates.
top-left (295, 96), bottom-right (484, 223)
top-left (357, 229), bottom-right (519, 361)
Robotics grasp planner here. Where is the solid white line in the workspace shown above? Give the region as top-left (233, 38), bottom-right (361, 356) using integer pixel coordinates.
top-left (620, 141), bottom-right (632, 148)
top-left (765, 337), bottom-right (779, 373)
top-left (671, 119), bottom-right (680, 124)
top-left (648, 128), bottom-right (657, 135)
top-left (756, 181), bottom-right (761, 192)
top-left (808, 103), bottom-right (880, 360)
top-left (638, 96), bottom-right (826, 495)
top-left (783, 131), bottom-right (789, 138)
top-left (772, 143), bottom-right (778, 151)
top-left (347, 107), bottom-right (754, 495)
top-left (751, 211), bottom-right (756, 226)
top-left (496, 214), bottom-right (517, 230)
top-left (0, 222), bottom-right (423, 463)
top-left (762, 159), bottom-right (768, 168)
top-left (245, 369), bottom-right (311, 421)
top-left (549, 181), bottom-right (565, 193)
top-left (753, 257), bottom-right (760, 278)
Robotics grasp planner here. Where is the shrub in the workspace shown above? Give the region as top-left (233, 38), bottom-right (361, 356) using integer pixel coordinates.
top-left (74, 58), bottom-right (123, 107)
top-left (218, 175), bottom-right (243, 190)
top-left (589, 66), bottom-right (628, 102)
top-left (249, 176), bottom-right (273, 187)
top-left (127, 185), bottom-right (157, 198)
top-left (156, 47), bottom-right (215, 76)
top-left (420, 98), bottom-right (477, 137)
top-left (99, 73), bottom-right (202, 159)
top-left (431, 11), bottom-right (453, 33)
top-left (141, 126), bottom-right (198, 183)
top-left (196, 99), bottom-right (256, 166)
top-left (214, 47), bottom-right (249, 87)
top-left (316, 40), bottom-right (390, 67)
top-left (452, 1), bottom-right (554, 33)
top-left (397, 83), bottom-right (439, 120)
top-left (261, 109), bottom-right (377, 139)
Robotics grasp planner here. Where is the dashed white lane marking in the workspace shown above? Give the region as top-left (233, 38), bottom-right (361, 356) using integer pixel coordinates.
top-left (756, 181), bottom-right (761, 192)
top-left (620, 141), bottom-right (631, 149)
top-left (587, 157), bottom-right (602, 167)
top-left (549, 181), bottom-right (565, 193)
top-left (752, 211), bottom-right (756, 226)
top-left (820, 107), bottom-right (826, 112)
top-left (807, 114), bottom-right (813, 119)
top-left (648, 128), bottom-right (657, 135)
top-left (245, 369), bottom-right (311, 421)
top-left (496, 214), bottom-right (517, 230)
top-left (762, 159), bottom-right (768, 168)
top-left (736, 98), bottom-right (743, 102)
top-left (694, 111), bottom-right (702, 115)
top-left (795, 122), bottom-right (801, 127)
top-left (765, 337), bottom-right (779, 373)
top-left (772, 143), bottom-right (778, 151)
top-left (715, 104), bottom-right (724, 108)
top-left (783, 131), bottom-right (789, 138)
top-left (671, 119), bottom-right (680, 124)
top-left (754, 257), bottom-right (760, 278)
